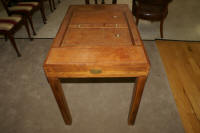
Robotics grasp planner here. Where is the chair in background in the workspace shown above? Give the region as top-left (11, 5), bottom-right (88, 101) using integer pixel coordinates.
top-left (132, 0), bottom-right (172, 38)
top-left (16, 0), bottom-right (54, 12)
top-left (0, 16), bottom-right (32, 57)
top-left (33, 0), bottom-right (54, 12)
top-left (1, 0), bottom-right (47, 35)
top-left (85, 0), bottom-right (117, 4)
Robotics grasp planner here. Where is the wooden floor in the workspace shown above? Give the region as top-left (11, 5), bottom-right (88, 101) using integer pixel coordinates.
top-left (156, 40), bottom-right (200, 133)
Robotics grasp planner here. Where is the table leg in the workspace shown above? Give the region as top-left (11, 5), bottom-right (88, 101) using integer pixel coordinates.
top-left (128, 76), bottom-right (147, 125)
top-left (48, 77), bottom-right (72, 125)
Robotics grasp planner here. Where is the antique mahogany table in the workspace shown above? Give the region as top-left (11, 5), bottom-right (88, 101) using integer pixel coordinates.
top-left (43, 4), bottom-right (150, 125)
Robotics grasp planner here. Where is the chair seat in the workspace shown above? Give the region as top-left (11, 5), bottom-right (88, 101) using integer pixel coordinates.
top-left (8, 5), bottom-right (33, 12)
top-left (0, 16), bottom-right (22, 31)
top-left (18, 2), bottom-right (39, 7)
top-left (0, 23), bottom-right (14, 31)
top-left (136, 3), bottom-right (167, 20)
top-left (0, 16), bottom-right (22, 22)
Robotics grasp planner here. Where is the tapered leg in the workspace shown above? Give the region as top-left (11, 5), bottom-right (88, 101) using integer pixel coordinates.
top-left (4, 35), bottom-right (8, 41)
top-left (8, 34), bottom-right (21, 57)
top-left (132, 0), bottom-right (136, 15)
top-left (48, 77), bottom-right (72, 125)
top-left (23, 18), bottom-right (33, 41)
top-left (160, 19), bottom-right (164, 38)
top-left (128, 76), bottom-right (147, 125)
top-left (52, 0), bottom-right (56, 9)
top-left (112, 0), bottom-right (117, 4)
top-left (136, 17), bottom-right (139, 26)
top-left (95, 0), bottom-right (97, 4)
top-left (101, 0), bottom-right (105, 4)
top-left (85, 0), bottom-right (89, 4)
top-left (40, 4), bottom-right (47, 24)
top-left (27, 15), bottom-right (36, 35)
top-left (49, 0), bottom-right (53, 12)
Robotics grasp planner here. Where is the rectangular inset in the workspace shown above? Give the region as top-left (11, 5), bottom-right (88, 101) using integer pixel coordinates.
top-left (71, 10), bottom-right (127, 25)
top-left (62, 28), bottom-right (133, 46)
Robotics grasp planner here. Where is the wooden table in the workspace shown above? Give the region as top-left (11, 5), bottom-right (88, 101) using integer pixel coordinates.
top-left (43, 4), bottom-right (150, 125)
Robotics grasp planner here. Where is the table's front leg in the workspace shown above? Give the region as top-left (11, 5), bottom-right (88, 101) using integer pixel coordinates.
top-left (128, 76), bottom-right (147, 125)
top-left (48, 77), bottom-right (72, 125)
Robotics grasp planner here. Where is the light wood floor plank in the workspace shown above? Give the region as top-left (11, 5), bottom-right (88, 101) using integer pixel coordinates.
top-left (156, 41), bottom-right (200, 133)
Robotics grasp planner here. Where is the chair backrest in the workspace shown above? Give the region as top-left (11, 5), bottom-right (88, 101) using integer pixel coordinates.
top-left (0, 0), bottom-right (12, 15)
top-left (85, 0), bottom-right (117, 4)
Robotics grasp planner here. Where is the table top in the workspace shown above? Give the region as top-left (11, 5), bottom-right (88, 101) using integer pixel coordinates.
top-left (44, 4), bottom-right (150, 78)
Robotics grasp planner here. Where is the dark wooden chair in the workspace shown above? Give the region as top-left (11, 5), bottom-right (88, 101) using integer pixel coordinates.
top-left (1, 0), bottom-right (47, 35)
top-left (0, 15), bottom-right (32, 57)
top-left (32, 0), bottom-right (54, 12)
top-left (132, 0), bottom-right (172, 38)
top-left (85, 0), bottom-right (117, 4)
top-left (18, 0), bottom-right (55, 12)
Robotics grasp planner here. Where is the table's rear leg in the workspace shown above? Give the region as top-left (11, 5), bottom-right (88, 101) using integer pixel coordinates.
top-left (128, 76), bottom-right (147, 125)
top-left (48, 77), bottom-right (72, 125)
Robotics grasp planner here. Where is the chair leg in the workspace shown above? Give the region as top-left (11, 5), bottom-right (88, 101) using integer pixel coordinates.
top-left (136, 18), bottom-right (139, 26)
top-left (40, 2), bottom-right (47, 24)
top-left (160, 19), bottom-right (164, 38)
top-left (49, 0), bottom-right (53, 12)
top-left (4, 35), bottom-right (8, 42)
top-left (24, 18), bottom-right (33, 41)
top-left (7, 34), bottom-right (21, 57)
top-left (27, 16), bottom-right (36, 35)
top-left (95, 0), bottom-right (97, 4)
top-left (52, 0), bottom-right (56, 9)
top-left (85, 0), bottom-right (89, 4)
top-left (112, 0), bottom-right (117, 4)
top-left (58, 0), bottom-right (61, 3)
top-left (132, 1), bottom-right (136, 15)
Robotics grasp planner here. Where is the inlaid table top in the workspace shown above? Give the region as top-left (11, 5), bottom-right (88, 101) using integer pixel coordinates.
top-left (44, 4), bottom-right (150, 78)
top-left (43, 4), bottom-right (150, 125)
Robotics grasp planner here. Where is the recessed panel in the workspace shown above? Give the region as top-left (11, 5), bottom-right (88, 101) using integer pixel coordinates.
top-left (62, 28), bottom-right (133, 47)
top-left (70, 10), bottom-right (127, 25)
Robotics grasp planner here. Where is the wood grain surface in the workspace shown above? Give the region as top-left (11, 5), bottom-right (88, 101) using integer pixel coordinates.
top-left (156, 40), bottom-right (200, 133)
